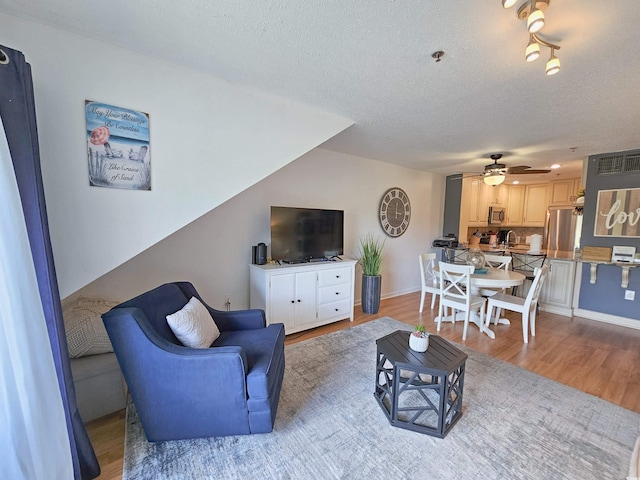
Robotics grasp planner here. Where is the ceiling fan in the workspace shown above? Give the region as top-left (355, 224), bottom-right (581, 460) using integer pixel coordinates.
top-left (457, 154), bottom-right (552, 186)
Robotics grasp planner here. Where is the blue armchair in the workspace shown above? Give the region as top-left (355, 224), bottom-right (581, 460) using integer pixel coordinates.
top-left (101, 282), bottom-right (285, 442)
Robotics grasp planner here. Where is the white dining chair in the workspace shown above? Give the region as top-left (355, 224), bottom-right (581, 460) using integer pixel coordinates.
top-left (479, 254), bottom-right (513, 298)
top-left (437, 262), bottom-right (487, 341)
top-left (484, 253), bottom-right (512, 271)
top-left (485, 265), bottom-right (549, 343)
top-left (419, 253), bottom-right (440, 312)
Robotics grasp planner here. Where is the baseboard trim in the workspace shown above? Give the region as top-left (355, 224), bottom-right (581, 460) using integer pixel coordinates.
top-left (539, 304), bottom-right (572, 317)
top-left (381, 287), bottom-right (420, 301)
top-left (355, 288), bottom-right (420, 307)
top-left (573, 308), bottom-right (640, 330)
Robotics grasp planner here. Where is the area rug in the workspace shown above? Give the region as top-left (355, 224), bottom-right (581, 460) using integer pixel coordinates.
top-left (123, 317), bottom-right (638, 479)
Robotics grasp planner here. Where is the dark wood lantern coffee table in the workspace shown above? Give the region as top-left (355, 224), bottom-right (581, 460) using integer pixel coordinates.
top-left (374, 330), bottom-right (467, 438)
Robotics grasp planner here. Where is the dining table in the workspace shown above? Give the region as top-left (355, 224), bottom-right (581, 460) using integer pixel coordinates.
top-left (434, 265), bottom-right (525, 339)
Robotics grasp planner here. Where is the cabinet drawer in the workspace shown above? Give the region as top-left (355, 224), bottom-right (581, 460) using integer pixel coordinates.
top-left (318, 267), bottom-right (352, 287)
top-left (318, 284), bottom-right (351, 305)
top-left (318, 299), bottom-right (351, 321)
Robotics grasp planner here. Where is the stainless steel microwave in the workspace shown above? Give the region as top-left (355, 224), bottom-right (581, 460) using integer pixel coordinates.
top-left (488, 206), bottom-right (505, 225)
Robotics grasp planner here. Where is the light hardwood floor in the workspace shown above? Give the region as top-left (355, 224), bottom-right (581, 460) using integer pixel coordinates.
top-left (86, 291), bottom-right (640, 479)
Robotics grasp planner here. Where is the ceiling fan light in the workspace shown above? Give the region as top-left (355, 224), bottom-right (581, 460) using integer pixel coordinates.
top-left (484, 174), bottom-right (506, 186)
top-left (527, 9), bottom-right (545, 33)
top-left (546, 52), bottom-right (560, 75)
top-left (502, 0), bottom-right (518, 8)
top-left (525, 37), bottom-right (541, 62)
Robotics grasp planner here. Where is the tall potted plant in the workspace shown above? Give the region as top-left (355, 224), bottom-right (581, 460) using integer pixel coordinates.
top-left (357, 232), bottom-right (385, 314)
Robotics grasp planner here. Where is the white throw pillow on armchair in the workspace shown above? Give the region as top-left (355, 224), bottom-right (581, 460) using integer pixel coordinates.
top-left (166, 297), bottom-right (220, 348)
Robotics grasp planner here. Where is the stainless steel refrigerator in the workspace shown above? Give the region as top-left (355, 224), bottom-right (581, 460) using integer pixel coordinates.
top-left (544, 206), bottom-right (582, 252)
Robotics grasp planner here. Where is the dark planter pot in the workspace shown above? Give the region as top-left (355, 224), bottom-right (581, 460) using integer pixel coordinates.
top-left (362, 275), bottom-right (382, 314)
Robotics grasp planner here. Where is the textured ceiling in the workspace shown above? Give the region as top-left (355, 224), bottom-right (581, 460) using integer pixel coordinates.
top-left (1, 0), bottom-right (639, 183)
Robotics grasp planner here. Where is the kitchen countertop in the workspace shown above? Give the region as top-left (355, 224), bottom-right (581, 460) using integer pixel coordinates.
top-left (474, 244), bottom-right (577, 261)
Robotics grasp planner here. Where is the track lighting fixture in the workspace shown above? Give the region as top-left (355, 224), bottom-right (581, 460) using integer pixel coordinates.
top-left (526, 5), bottom-right (545, 33)
top-left (502, 0), bottom-right (562, 76)
top-left (545, 48), bottom-right (561, 75)
top-left (502, 0), bottom-right (518, 8)
top-left (530, 34), bottom-right (561, 75)
top-left (525, 35), bottom-right (540, 62)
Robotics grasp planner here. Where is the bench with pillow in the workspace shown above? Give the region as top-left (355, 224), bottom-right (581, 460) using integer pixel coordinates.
top-left (64, 298), bottom-right (127, 422)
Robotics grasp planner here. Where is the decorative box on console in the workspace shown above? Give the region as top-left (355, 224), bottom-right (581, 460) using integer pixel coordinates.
top-left (581, 246), bottom-right (612, 262)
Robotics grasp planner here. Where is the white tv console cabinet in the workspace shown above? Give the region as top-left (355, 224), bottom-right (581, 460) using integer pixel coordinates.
top-left (250, 259), bottom-right (356, 334)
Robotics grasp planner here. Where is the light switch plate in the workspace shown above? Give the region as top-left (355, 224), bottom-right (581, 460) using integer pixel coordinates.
top-left (624, 290), bottom-right (635, 301)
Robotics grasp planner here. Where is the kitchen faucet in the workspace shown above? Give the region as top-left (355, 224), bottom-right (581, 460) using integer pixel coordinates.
top-left (506, 230), bottom-right (517, 246)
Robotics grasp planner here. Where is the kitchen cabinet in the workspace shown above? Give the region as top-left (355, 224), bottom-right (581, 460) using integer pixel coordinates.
top-left (250, 260), bottom-right (356, 334)
top-left (522, 184), bottom-right (549, 226)
top-left (505, 185), bottom-right (525, 226)
top-left (462, 178), bottom-right (490, 226)
top-left (539, 259), bottom-right (576, 316)
top-left (486, 184), bottom-right (508, 207)
top-left (549, 178), bottom-right (581, 205)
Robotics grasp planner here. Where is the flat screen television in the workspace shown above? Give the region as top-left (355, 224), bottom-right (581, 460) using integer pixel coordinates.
top-left (270, 206), bottom-right (344, 263)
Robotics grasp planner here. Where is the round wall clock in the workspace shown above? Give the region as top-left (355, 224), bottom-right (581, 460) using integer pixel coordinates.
top-left (379, 187), bottom-right (411, 237)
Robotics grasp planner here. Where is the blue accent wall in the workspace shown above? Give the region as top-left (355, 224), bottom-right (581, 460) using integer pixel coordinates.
top-left (579, 149), bottom-right (640, 321)
top-left (443, 175), bottom-right (462, 238)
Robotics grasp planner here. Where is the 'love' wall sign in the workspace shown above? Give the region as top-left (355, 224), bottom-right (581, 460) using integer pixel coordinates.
top-left (594, 188), bottom-right (640, 238)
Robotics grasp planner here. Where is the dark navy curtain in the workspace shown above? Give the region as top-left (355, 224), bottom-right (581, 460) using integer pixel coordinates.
top-left (0, 45), bottom-right (100, 479)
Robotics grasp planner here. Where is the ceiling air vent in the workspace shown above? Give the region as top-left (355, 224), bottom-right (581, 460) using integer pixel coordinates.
top-left (597, 155), bottom-right (624, 175)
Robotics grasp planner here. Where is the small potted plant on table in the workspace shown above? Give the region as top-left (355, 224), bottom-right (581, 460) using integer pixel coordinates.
top-left (409, 325), bottom-right (430, 352)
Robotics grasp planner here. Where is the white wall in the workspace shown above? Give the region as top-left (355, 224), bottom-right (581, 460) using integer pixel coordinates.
top-left (0, 13), bottom-right (352, 297)
top-left (75, 148), bottom-right (445, 309)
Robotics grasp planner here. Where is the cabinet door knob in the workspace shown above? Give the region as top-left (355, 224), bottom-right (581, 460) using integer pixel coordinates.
top-left (335, 292), bottom-right (339, 295)
top-left (336, 275), bottom-right (340, 278)
top-left (297, 299), bottom-right (301, 302)
top-left (291, 300), bottom-right (295, 303)
top-left (335, 308), bottom-right (339, 312)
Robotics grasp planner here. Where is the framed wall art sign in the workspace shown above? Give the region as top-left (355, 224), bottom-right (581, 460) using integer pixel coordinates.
top-left (593, 187), bottom-right (640, 238)
top-left (86, 100), bottom-right (151, 190)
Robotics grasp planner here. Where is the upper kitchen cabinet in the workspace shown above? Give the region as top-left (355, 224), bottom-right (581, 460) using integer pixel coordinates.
top-left (486, 184), bottom-right (508, 207)
top-left (462, 178), bottom-right (490, 226)
top-left (522, 183), bottom-right (549, 226)
top-left (506, 185), bottom-right (525, 226)
top-left (549, 178), bottom-right (582, 205)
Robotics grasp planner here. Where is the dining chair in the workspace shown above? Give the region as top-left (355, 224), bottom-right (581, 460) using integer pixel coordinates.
top-left (437, 262), bottom-right (486, 341)
top-left (444, 247), bottom-right (469, 265)
top-left (510, 252), bottom-right (546, 296)
top-left (484, 253), bottom-right (511, 270)
top-left (479, 254), bottom-right (513, 298)
top-left (418, 253), bottom-right (440, 312)
top-left (485, 265), bottom-right (549, 343)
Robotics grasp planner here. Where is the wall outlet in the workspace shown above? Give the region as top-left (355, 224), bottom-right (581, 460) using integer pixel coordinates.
top-left (224, 294), bottom-right (231, 310)
top-left (624, 290), bottom-right (635, 301)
